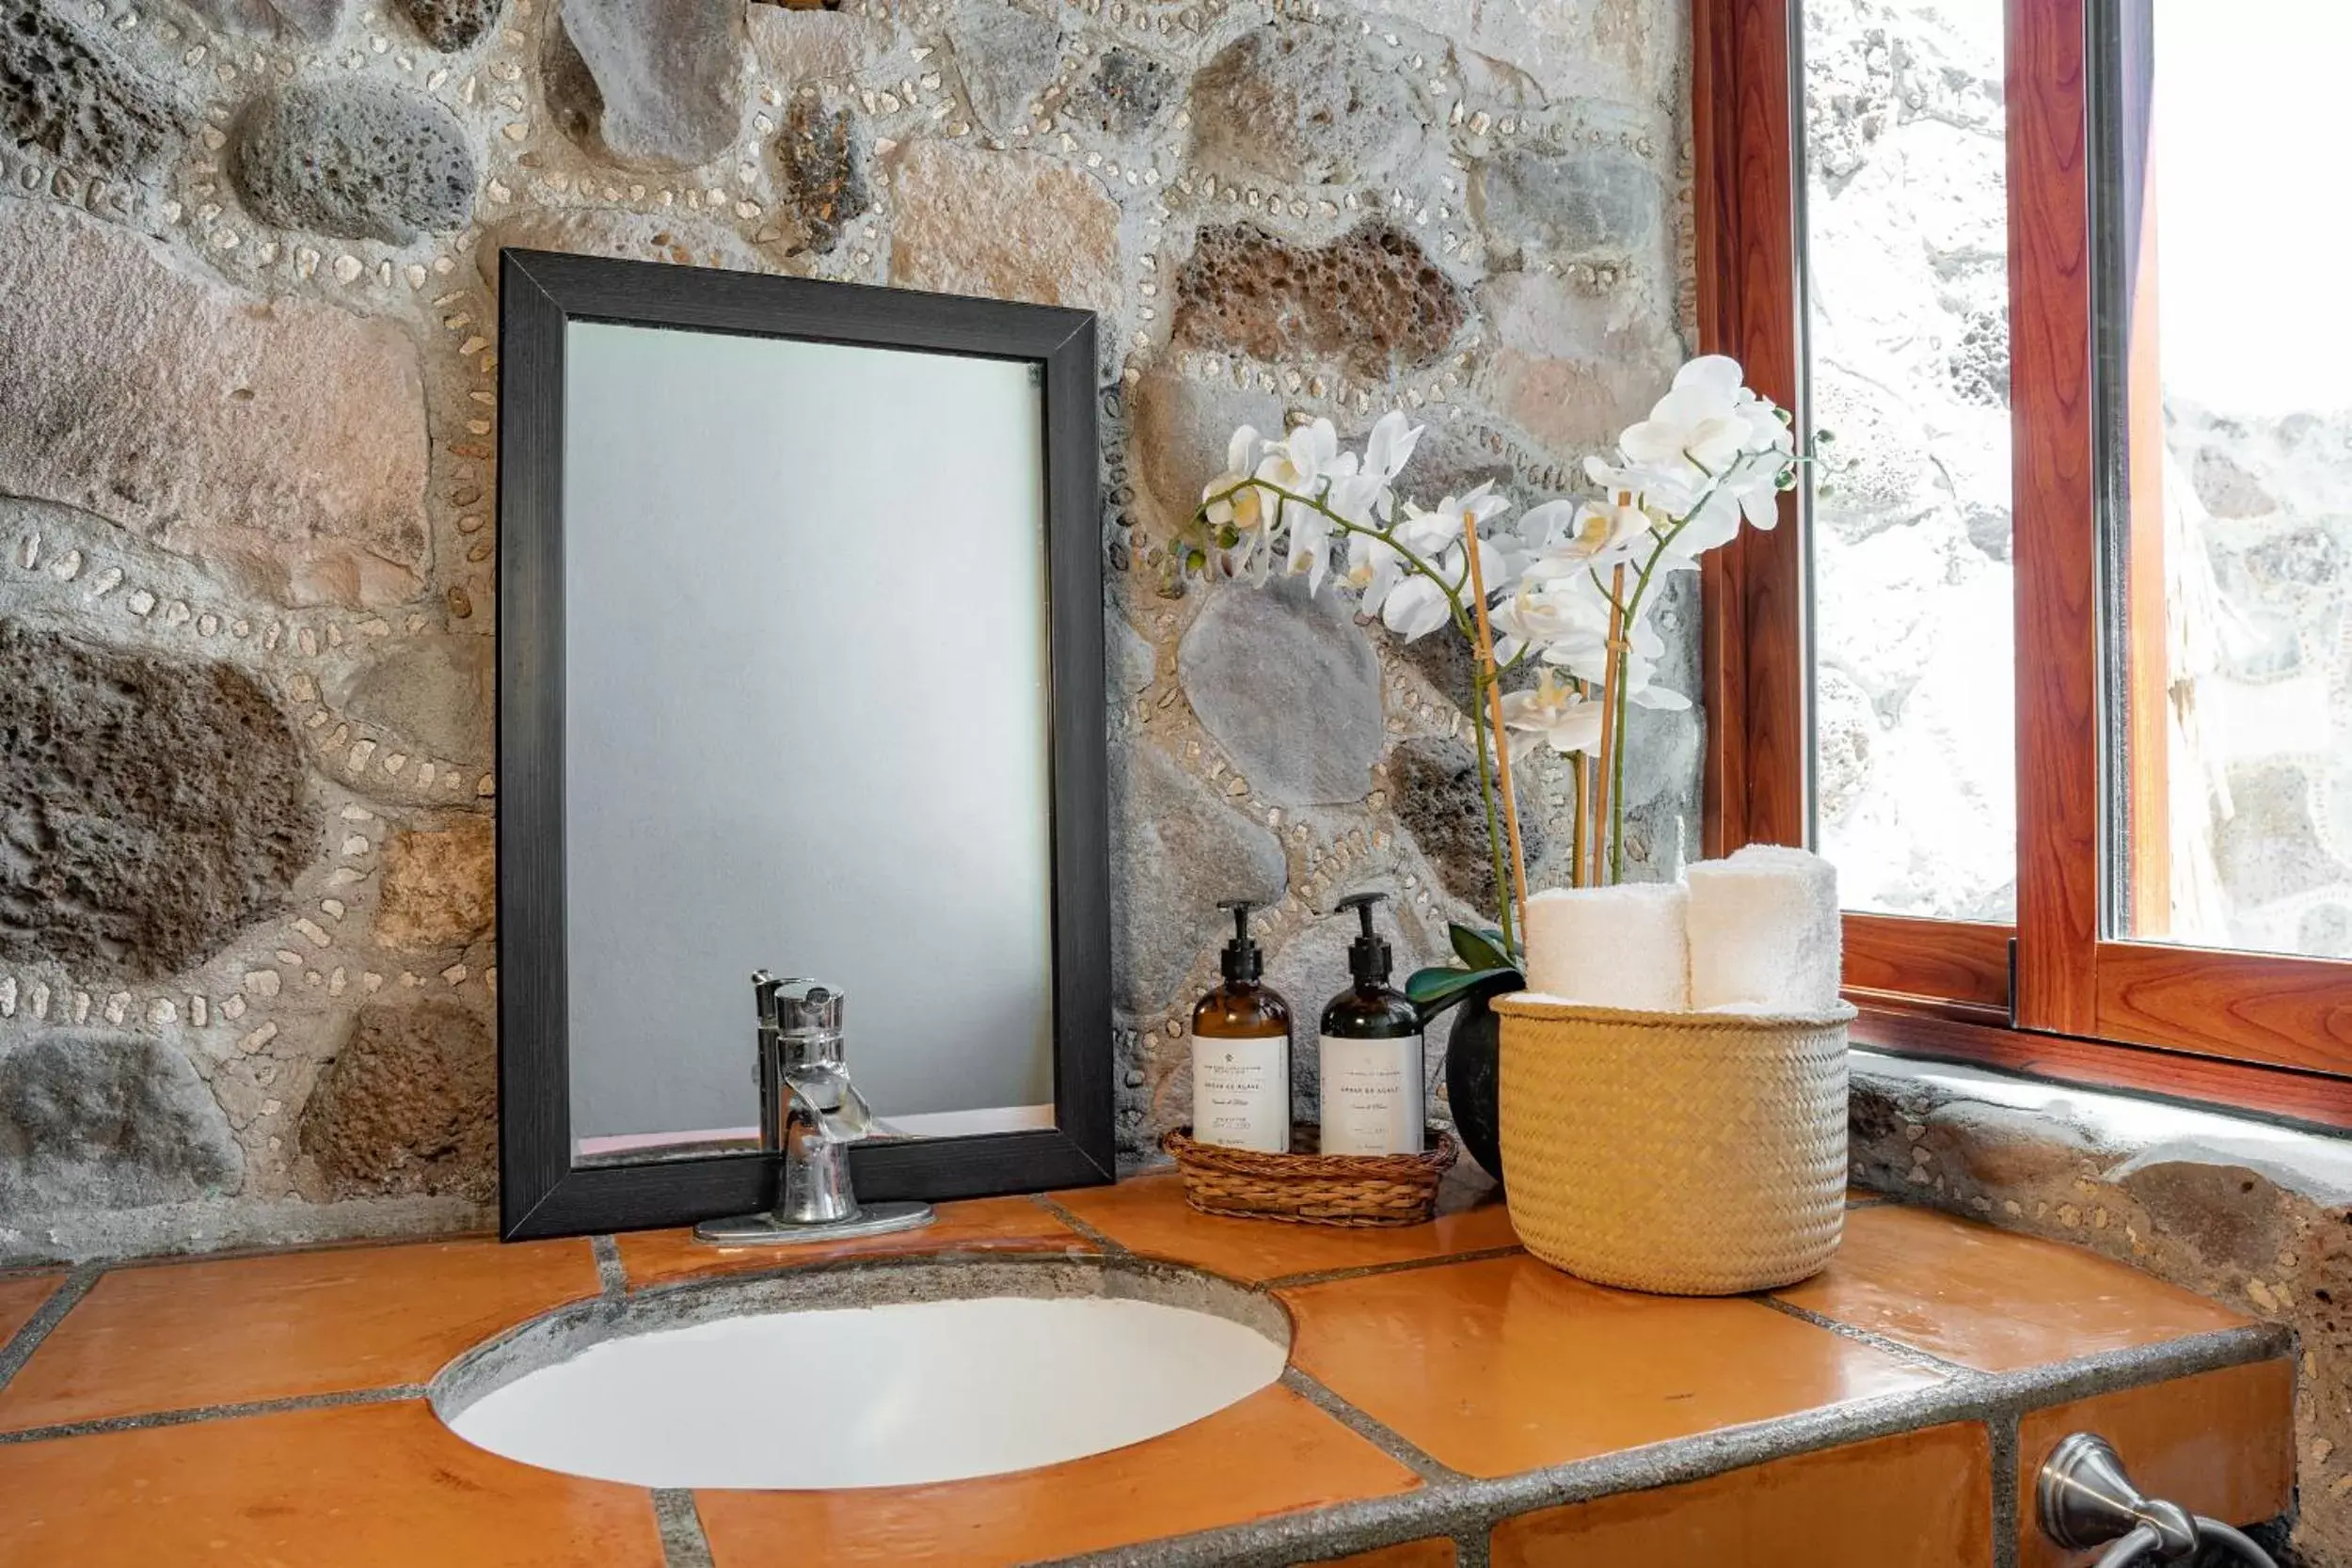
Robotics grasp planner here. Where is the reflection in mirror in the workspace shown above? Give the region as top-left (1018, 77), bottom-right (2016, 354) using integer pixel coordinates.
top-left (559, 321), bottom-right (1057, 1165)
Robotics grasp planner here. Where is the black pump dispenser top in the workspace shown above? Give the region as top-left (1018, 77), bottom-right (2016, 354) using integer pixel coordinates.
top-left (1336, 891), bottom-right (1393, 988)
top-left (1217, 898), bottom-right (1265, 983)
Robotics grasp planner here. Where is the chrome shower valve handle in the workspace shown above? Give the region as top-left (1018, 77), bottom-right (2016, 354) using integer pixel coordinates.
top-left (2038, 1433), bottom-right (2280, 1567)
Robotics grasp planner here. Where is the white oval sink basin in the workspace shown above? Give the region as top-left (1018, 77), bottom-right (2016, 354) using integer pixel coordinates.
top-left (447, 1292), bottom-right (1288, 1489)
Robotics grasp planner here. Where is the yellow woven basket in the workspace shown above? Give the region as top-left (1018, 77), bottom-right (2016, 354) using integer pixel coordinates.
top-left (1494, 992), bottom-right (1855, 1295)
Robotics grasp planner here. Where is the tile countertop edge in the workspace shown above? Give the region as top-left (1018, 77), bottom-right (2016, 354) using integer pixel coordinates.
top-left (1030, 1320), bottom-right (2296, 1568)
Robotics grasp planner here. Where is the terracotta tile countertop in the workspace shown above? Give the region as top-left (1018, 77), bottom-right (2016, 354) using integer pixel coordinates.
top-left (0, 1180), bottom-right (2294, 1568)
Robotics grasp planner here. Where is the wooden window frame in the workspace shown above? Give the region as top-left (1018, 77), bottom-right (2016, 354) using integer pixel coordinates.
top-left (1692, 0), bottom-right (2352, 1129)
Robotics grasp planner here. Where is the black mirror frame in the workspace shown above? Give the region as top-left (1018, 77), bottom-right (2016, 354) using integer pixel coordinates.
top-left (495, 248), bottom-right (1114, 1240)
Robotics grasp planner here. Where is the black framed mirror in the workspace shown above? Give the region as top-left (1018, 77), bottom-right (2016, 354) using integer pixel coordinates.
top-left (495, 249), bottom-right (1112, 1240)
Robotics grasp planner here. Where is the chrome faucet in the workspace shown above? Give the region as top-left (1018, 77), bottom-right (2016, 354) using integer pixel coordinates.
top-left (693, 974), bottom-right (934, 1245)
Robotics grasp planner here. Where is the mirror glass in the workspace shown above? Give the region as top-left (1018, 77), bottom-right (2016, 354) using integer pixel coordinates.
top-left (559, 321), bottom-right (1057, 1164)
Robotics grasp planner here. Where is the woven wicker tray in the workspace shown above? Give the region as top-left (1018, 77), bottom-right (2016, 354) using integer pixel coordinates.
top-left (1162, 1126), bottom-right (1457, 1227)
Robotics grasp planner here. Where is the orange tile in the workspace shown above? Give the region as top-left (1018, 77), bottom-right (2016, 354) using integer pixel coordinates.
top-left (1773, 1204), bottom-right (2250, 1372)
top-left (0, 1237), bottom-right (599, 1433)
top-left (694, 1383), bottom-right (1421, 1566)
top-left (1281, 1254), bottom-right (1945, 1480)
top-left (0, 1272), bottom-right (62, 1346)
top-left (0, 1397), bottom-right (662, 1567)
top-left (615, 1196), bottom-right (1093, 1289)
top-left (1320, 1541), bottom-right (1457, 1567)
top-left (1051, 1171), bottom-right (1518, 1284)
top-left (1491, 1423), bottom-right (1992, 1568)
top-left (2016, 1359), bottom-right (2295, 1568)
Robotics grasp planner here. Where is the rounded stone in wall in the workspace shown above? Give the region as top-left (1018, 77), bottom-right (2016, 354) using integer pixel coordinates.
top-left (300, 1002), bottom-right (495, 1200)
top-left (0, 1030), bottom-right (244, 1212)
top-left (1189, 22), bottom-right (1422, 186)
top-left (1471, 146), bottom-right (1661, 261)
top-left (1388, 734), bottom-right (1548, 914)
top-left (944, 0), bottom-right (1063, 139)
top-left (230, 79), bottom-right (477, 245)
top-left (1178, 578), bottom-right (1384, 809)
top-left (0, 1), bottom-right (194, 184)
top-left (548, 0), bottom-right (746, 171)
top-left (1129, 367), bottom-right (1281, 536)
top-left (0, 619), bottom-right (319, 980)
top-left (1063, 49), bottom-right (1177, 139)
top-left (1170, 224), bottom-right (1470, 382)
top-left (392, 0), bottom-right (503, 52)
top-left (1109, 742), bottom-right (1287, 1014)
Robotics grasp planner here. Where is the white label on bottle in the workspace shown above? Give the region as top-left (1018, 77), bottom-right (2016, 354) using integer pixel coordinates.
top-left (1191, 1031), bottom-right (1289, 1152)
top-left (1317, 1034), bottom-right (1425, 1156)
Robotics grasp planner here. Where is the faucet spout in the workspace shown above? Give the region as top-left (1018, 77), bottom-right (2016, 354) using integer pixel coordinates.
top-left (776, 1076), bottom-right (858, 1226)
top-left (694, 974), bottom-right (935, 1247)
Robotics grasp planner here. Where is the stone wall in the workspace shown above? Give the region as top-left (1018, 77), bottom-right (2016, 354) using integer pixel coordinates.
top-left (0, 0), bottom-right (1694, 1260)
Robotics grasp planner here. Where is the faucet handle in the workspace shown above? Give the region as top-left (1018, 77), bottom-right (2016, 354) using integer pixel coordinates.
top-left (768, 978), bottom-right (847, 1044)
top-left (751, 970), bottom-right (779, 1030)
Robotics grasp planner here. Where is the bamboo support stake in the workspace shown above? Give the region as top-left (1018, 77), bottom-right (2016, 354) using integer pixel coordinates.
top-left (1461, 515), bottom-right (1531, 944)
top-left (1589, 564), bottom-right (1629, 886)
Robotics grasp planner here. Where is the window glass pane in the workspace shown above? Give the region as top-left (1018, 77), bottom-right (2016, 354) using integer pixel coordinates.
top-left (2121, 3), bottom-right (2352, 957)
top-left (1802, 0), bottom-right (2015, 919)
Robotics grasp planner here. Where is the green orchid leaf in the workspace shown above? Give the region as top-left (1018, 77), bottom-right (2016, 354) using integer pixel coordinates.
top-left (1448, 923), bottom-right (1514, 974)
top-left (1405, 964), bottom-right (1522, 1021)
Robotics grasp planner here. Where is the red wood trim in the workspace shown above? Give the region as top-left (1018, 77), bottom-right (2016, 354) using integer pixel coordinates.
top-left (1844, 914), bottom-right (2012, 1013)
top-left (2090, 942), bottom-right (2352, 1077)
top-left (2007, 0), bottom-right (2103, 1035)
top-left (1851, 1003), bottom-right (2352, 1132)
top-left (1692, 0), bottom-right (1805, 859)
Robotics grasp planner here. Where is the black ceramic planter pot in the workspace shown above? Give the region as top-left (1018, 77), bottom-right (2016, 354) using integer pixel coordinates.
top-left (1442, 990), bottom-right (1503, 1186)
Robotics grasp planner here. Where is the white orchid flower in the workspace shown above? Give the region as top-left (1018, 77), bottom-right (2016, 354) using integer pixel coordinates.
top-left (1255, 418), bottom-right (1340, 506)
top-left (1500, 669), bottom-right (1606, 755)
top-left (1537, 609), bottom-right (1688, 710)
top-left (1379, 572), bottom-right (1453, 641)
top-left (1620, 356), bottom-right (1752, 483)
top-left (1522, 493), bottom-right (1654, 580)
top-left (1346, 528), bottom-right (1407, 615)
top-left (1363, 409), bottom-right (1423, 484)
top-left (1323, 409), bottom-right (1423, 545)
top-left (1203, 424), bottom-right (1269, 533)
top-left (1383, 531), bottom-right (1523, 643)
top-left (1282, 450), bottom-right (1359, 593)
top-left (1490, 578), bottom-right (1611, 667)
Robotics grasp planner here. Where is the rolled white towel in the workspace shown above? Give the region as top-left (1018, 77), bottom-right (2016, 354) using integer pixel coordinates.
top-left (1686, 844), bottom-right (1841, 1013)
top-left (1522, 883), bottom-right (1691, 1011)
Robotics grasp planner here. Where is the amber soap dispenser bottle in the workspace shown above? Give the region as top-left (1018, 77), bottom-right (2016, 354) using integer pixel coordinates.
top-left (1190, 899), bottom-right (1292, 1152)
top-left (1317, 892), bottom-right (1425, 1156)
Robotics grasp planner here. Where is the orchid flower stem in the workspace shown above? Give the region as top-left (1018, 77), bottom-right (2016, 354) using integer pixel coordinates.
top-left (1611, 645), bottom-right (1632, 884)
top-left (1592, 564), bottom-right (1627, 885)
top-left (1569, 753), bottom-right (1588, 891)
top-left (1461, 513), bottom-right (1531, 948)
top-left (1196, 478), bottom-right (1519, 956)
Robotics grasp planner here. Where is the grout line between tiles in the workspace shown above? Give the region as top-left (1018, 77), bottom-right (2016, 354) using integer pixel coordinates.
top-left (653, 1488), bottom-right (716, 1568)
top-left (1754, 1294), bottom-right (1983, 1381)
top-left (592, 1235), bottom-right (628, 1300)
top-left (1990, 1412), bottom-right (2021, 1568)
top-left (1279, 1365), bottom-right (1464, 1487)
top-left (1027, 1194), bottom-right (1128, 1254)
top-left (1452, 1528), bottom-right (1493, 1567)
top-left (0, 1264), bottom-right (102, 1398)
top-left (0, 1383), bottom-right (429, 1445)
top-left (1262, 1243), bottom-right (1525, 1291)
